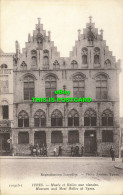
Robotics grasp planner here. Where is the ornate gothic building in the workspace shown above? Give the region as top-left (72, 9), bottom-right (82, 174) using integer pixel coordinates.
top-left (0, 17), bottom-right (121, 156)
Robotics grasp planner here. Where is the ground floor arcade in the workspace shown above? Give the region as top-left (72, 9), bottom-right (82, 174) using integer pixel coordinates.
top-left (12, 127), bottom-right (120, 157)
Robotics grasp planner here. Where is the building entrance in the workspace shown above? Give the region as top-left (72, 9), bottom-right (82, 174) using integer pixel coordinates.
top-left (84, 130), bottom-right (97, 156)
top-left (0, 133), bottom-right (10, 155)
top-left (34, 131), bottom-right (46, 147)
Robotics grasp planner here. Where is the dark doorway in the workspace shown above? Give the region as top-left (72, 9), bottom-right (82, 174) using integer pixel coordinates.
top-left (84, 130), bottom-right (96, 156)
top-left (0, 133), bottom-right (10, 155)
top-left (34, 131), bottom-right (46, 147)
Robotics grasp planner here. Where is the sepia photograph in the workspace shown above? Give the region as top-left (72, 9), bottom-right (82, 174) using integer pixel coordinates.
top-left (0, 0), bottom-right (123, 194)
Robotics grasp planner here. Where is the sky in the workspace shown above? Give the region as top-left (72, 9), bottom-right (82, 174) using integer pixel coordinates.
top-left (1, 0), bottom-right (123, 116)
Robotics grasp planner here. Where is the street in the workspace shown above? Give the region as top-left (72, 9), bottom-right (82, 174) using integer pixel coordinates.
top-left (0, 157), bottom-right (123, 181)
top-left (0, 157), bottom-right (123, 195)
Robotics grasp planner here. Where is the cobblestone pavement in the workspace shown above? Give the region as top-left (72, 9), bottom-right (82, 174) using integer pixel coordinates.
top-left (0, 157), bottom-right (123, 181)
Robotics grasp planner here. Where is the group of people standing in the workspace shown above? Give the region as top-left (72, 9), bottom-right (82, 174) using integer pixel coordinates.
top-left (30, 144), bottom-right (48, 156)
top-left (30, 143), bottom-right (115, 160)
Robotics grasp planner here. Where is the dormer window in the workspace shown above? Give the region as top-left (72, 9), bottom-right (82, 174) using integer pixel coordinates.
top-left (31, 50), bottom-right (37, 67)
top-left (81, 48), bottom-right (88, 65)
top-left (43, 50), bottom-right (49, 66)
top-left (94, 47), bottom-right (100, 64)
top-left (71, 60), bottom-right (78, 69)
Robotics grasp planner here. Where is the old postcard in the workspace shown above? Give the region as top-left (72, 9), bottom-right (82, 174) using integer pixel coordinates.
top-left (0, 0), bottom-right (123, 194)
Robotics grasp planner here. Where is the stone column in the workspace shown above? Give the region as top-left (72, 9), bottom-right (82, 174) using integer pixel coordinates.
top-left (46, 130), bottom-right (51, 147)
top-left (62, 130), bottom-right (68, 145)
top-left (46, 131), bottom-right (51, 156)
top-left (29, 129), bottom-right (34, 145)
top-left (96, 130), bottom-right (102, 156)
top-left (62, 130), bottom-right (68, 156)
top-left (29, 103), bottom-right (33, 128)
top-left (79, 129), bottom-right (84, 145)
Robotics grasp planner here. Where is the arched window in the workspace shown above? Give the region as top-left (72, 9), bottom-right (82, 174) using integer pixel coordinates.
top-left (51, 109), bottom-right (63, 126)
top-left (71, 60), bottom-right (78, 69)
top-left (96, 74), bottom-right (108, 99)
top-left (34, 109), bottom-right (46, 127)
top-left (73, 74), bottom-right (85, 98)
top-left (68, 109), bottom-right (79, 126)
top-left (84, 109), bottom-right (96, 126)
top-left (43, 50), bottom-right (49, 66)
top-left (53, 60), bottom-right (60, 69)
top-left (21, 61), bottom-right (27, 70)
top-left (18, 110), bottom-right (29, 127)
top-left (1, 64), bottom-right (7, 69)
top-left (82, 55), bottom-right (87, 64)
top-left (24, 75), bottom-right (34, 100)
top-left (31, 56), bottom-right (37, 66)
top-left (94, 47), bottom-right (100, 64)
top-left (45, 75), bottom-right (57, 98)
top-left (102, 109), bottom-right (113, 126)
top-left (82, 48), bottom-right (88, 64)
top-left (31, 50), bottom-right (37, 67)
top-left (104, 59), bottom-right (111, 68)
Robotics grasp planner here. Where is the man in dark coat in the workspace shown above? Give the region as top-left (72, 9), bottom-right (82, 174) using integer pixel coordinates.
top-left (110, 146), bottom-right (115, 161)
top-left (81, 145), bottom-right (84, 157)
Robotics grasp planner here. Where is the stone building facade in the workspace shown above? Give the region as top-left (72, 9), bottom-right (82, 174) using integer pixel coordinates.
top-left (0, 49), bottom-right (14, 154)
top-left (12, 17), bottom-right (121, 157)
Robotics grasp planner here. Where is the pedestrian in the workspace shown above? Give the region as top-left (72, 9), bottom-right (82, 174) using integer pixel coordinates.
top-left (58, 146), bottom-right (62, 156)
top-left (30, 143), bottom-right (33, 156)
top-left (36, 144), bottom-right (40, 156)
top-left (53, 147), bottom-right (57, 156)
top-left (71, 146), bottom-right (74, 157)
top-left (110, 146), bottom-right (115, 161)
top-left (81, 145), bottom-right (84, 157)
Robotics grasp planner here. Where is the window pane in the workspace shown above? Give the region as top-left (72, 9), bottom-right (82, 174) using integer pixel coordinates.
top-left (102, 80), bottom-right (107, 87)
top-left (24, 119), bottom-right (29, 127)
top-left (51, 89), bottom-right (57, 98)
top-left (24, 89), bottom-right (29, 100)
top-left (68, 118), bottom-right (73, 126)
top-left (45, 81), bottom-right (50, 88)
top-left (68, 131), bottom-right (79, 143)
top-left (101, 89), bottom-right (107, 99)
top-left (29, 88), bottom-right (34, 99)
top-left (18, 132), bottom-right (29, 144)
top-left (91, 117), bottom-right (96, 126)
top-left (51, 131), bottom-right (63, 143)
top-left (46, 89), bottom-right (51, 98)
top-left (96, 88), bottom-right (101, 99)
top-left (74, 117), bottom-right (79, 126)
top-left (108, 117), bottom-right (113, 126)
top-left (96, 80), bottom-right (101, 87)
top-left (102, 117), bottom-right (107, 126)
top-left (82, 55), bottom-right (87, 64)
top-left (41, 118), bottom-right (46, 127)
top-left (102, 130), bottom-right (113, 142)
top-left (79, 81), bottom-right (84, 87)
top-left (34, 118), bottom-right (40, 127)
top-left (84, 117), bottom-right (90, 126)
top-left (2, 105), bottom-right (8, 119)
top-left (51, 81), bottom-right (56, 88)
top-left (18, 119), bottom-right (23, 127)
top-left (51, 118), bottom-right (56, 126)
top-left (24, 82), bottom-right (29, 88)
top-left (28, 82), bottom-right (34, 88)
top-left (73, 82), bottom-right (79, 87)
top-left (57, 118), bottom-right (63, 126)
